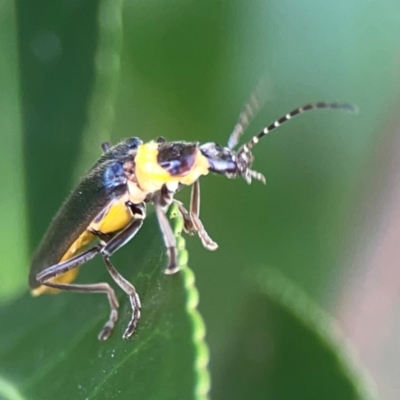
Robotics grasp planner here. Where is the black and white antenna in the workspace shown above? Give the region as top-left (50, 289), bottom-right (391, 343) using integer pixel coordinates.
top-left (240, 102), bottom-right (358, 153)
top-left (227, 79), bottom-right (271, 150)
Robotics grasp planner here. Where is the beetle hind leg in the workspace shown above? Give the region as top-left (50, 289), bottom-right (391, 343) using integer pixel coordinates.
top-left (100, 202), bottom-right (146, 339)
top-left (102, 256), bottom-right (141, 339)
top-left (43, 281), bottom-right (119, 341)
top-left (36, 247), bottom-right (120, 341)
top-left (97, 286), bottom-right (120, 341)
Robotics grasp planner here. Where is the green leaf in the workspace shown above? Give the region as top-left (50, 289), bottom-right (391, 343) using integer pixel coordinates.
top-left (212, 268), bottom-right (377, 400)
top-left (0, 0), bottom-right (28, 302)
top-left (0, 211), bottom-right (210, 400)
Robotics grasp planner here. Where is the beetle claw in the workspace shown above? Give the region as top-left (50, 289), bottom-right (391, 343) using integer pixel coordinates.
top-left (98, 308), bottom-right (119, 341)
top-left (164, 263), bottom-right (179, 275)
top-left (98, 327), bottom-right (112, 341)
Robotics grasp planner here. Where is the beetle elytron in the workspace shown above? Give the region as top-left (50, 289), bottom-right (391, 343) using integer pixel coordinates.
top-left (29, 100), bottom-right (355, 340)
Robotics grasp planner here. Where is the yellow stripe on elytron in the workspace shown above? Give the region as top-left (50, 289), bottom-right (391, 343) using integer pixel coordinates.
top-left (33, 199), bottom-right (134, 296)
top-left (135, 141), bottom-right (210, 193)
top-left (32, 230), bottom-right (96, 296)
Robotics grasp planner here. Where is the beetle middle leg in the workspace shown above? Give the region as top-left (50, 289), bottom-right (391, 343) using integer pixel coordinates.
top-left (36, 246), bottom-right (120, 341)
top-left (100, 202), bottom-right (146, 339)
top-left (154, 201), bottom-right (179, 275)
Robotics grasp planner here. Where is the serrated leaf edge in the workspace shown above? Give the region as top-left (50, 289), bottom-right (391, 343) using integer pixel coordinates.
top-left (169, 204), bottom-right (211, 400)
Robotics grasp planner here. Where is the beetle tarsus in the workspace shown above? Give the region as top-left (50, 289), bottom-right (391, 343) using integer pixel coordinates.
top-left (189, 180), bottom-right (218, 250)
top-left (191, 213), bottom-right (218, 251)
top-left (98, 308), bottom-right (119, 341)
top-left (123, 292), bottom-right (141, 339)
top-left (164, 260), bottom-right (179, 275)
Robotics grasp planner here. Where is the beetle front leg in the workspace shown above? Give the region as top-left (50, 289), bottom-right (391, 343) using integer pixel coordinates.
top-left (190, 180), bottom-right (218, 250)
top-left (173, 200), bottom-right (196, 235)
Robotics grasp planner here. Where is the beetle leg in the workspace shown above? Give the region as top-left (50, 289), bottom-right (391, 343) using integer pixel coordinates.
top-left (36, 245), bottom-right (101, 282)
top-left (36, 246), bottom-right (120, 341)
top-left (42, 281), bottom-right (119, 341)
top-left (173, 200), bottom-right (196, 235)
top-left (190, 180), bottom-right (218, 250)
top-left (100, 202), bottom-right (146, 339)
top-left (101, 202), bottom-right (146, 256)
top-left (173, 183), bottom-right (218, 249)
top-left (102, 257), bottom-right (141, 340)
top-left (154, 201), bottom-right (179, 275)
top-left (101, 219), bottom-right (143, 256)
top-left (159, 185), bottom-right (196, 233)
top-left (90, 229), bottom-right (115, 245)
top-left (159, 185), bottom-right (175, 207)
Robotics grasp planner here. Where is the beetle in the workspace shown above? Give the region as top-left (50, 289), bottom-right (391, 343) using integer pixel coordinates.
top-left (29, 100), bottom-right (356, 340)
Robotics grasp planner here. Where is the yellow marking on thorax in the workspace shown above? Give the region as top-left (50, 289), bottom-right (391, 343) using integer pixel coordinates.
top-left (127, 180), bottom-right (148, 204)
top-left (33, 198), bottom-right (135, 296)
top-left (135, 141), bottom-right (210, 193)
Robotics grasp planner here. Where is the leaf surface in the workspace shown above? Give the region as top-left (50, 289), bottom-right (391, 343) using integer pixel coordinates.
top-left (0, 212), bottom-right (209, 400)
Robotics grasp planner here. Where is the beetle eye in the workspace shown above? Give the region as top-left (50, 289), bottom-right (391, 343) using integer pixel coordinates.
top-left (199, 142), bottom-right (236, 174)
top-left (156, 136), bottom-right (167, 143)
top-left (199, 142), bottom-right (223, 156)
top-left (126, 137), bottom-right (142, 149)
top-left (158, 159), bottom-right (182, 175)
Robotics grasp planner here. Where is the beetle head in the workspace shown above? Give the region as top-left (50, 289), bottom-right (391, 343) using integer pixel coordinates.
top-left (199, 142), bottom-right (264, 184)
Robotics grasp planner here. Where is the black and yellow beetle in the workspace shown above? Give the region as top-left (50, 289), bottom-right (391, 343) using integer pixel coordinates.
top-left (29, 101), bottom-right (355, 340)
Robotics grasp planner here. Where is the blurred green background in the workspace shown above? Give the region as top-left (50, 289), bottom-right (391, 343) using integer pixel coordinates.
top-left (1, 0), bottom-right (400, 398)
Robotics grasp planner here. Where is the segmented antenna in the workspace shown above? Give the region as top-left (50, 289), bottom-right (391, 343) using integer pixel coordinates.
top-left (227, 79), bottom-right (271, 149)
top-left (243, 102), bottom-right (358, 151)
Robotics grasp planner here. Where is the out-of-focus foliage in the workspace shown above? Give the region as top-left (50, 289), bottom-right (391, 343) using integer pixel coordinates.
top-left (1, 0), bottom-right (400, 398)
top-left (213, 268), bottom-right (376, 400)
